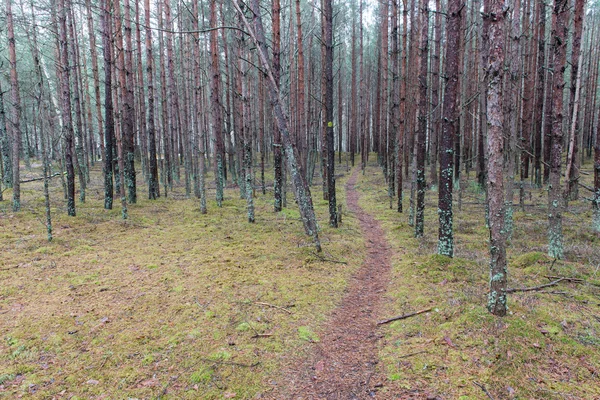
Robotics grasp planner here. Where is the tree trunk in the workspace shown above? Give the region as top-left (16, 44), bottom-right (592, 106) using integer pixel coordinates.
top-left (483, 0), bottom-right (508, 316)
top-left (123, 0), bottom-right (137, 204)
top-left (191, 0), bottom-right (206, 211)
top-left (564, 0), bottom-right (586, 200)
top-left (438, 0), bottom-right (463, 257)
top-left (272, 0), bottom-right (283, 212)
top-left (547, 0), bottom-right (569, 259)
top-left (6, 0), bottom-right (21, 211)
top-left (323, 0), bottom-right (337, 227)
top-left (66, 0), bottom-right (87, 203)
top-left (415, 0), bottom-right (429, 238)
top-left (56, 0), bottom-right (76, 216)
top-left (101, 0), bottom-right (114, 210)
top-left (85, 0), bottom-right (104, 161)
top-left (210, 0), bottom-right (225, 207)
top-left (145, 0), bottom-right (159, 200)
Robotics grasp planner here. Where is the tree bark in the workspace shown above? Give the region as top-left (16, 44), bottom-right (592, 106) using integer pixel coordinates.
top-left (323, 0), bottom-right (337, 227)
top-left (56, 0), bottom-right (76, 216)
top-left (438, 0), bottom-right (463, 257)
top-left (272, 0), bottom-right (283, 212)
top-left (547, 0), bottom-right (569, 259)
top-left (101, 0), bottom-right (114, 210)
top-left (415, 0), bottom-right (429, 238)
top-left (483, 0), bottom-right (508, 316)
top-left (210, 0), bottom-right (225, 207)
top-left (145, 0), bottom-right (160, 200)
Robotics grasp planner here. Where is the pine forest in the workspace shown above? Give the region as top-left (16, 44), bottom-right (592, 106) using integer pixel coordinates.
top-left (1, 0), bottom-right (599, 398)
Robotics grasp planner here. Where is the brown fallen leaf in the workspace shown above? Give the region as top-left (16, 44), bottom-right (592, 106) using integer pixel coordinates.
top-left (443, 336), bottom-right (455, 348)
top-left (315, 360), bottom-right (325, 373)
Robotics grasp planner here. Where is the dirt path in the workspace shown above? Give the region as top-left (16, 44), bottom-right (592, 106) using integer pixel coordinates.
top-left (276, 168), bottom-right (392, 399)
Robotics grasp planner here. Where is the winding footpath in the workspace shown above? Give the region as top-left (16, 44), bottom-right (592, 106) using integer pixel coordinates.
top-left (278, 168), bottom-right (393, 399)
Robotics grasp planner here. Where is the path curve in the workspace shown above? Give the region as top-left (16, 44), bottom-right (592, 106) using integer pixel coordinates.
top-left (277, 168), bottom-right (392, 399)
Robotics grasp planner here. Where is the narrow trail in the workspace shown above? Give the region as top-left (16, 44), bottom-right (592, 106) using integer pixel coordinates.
top-left (277, 168), bottom-right (393, 399)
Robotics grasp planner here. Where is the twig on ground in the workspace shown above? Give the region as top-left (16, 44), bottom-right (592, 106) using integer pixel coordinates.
top-left (199, 358), bottom-right (260, 368)
top-left (473, 381), bottom-right (495, 400)
top-left (254, 301), bottom-right (293, 314)
top-left (545, 276), bottom-right (583, 283)
top-left (0, 265), bottom-right (20, 271)
top-left (397, 350), bottom-right (428, 359)
top-left (251, 333), bottom-right (273, 338)
top-left (377, 308), bottom-right (433, 326)
top-left (506, 278), bottom-right (565, 293)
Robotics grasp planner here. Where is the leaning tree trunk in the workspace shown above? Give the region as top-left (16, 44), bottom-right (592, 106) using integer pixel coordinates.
top-left (483, 0), bottom-right (508, 316)
top-left (438, 0), bottom-right (463, 257)
top-left (233, 0), bottom-right (322, 252)
top-left (547, 0), bottom-right (569, 259)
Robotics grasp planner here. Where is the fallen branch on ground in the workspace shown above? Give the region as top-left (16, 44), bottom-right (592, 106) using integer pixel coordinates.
top-left (473, 381), bottom-right (495, 400)
top-left (397, 350), bottom-right (428, 359)
top-left (377, 308), bottom-right (433, 326)
top-left (506, 278), bottom-right (565, 293)
top-left (545, 276), bottom-right (583, 283)
top-left (254, 301), bottom-right (293, 314)
top-left (251, 333), bottom-right (273, 338)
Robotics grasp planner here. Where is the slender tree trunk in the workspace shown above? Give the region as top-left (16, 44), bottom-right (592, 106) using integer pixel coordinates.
top-left (123, 0), bottom-right (137, 203)
top-left (86, 0), bottom-right (104, 161)
top-left (101, 0), bottom-right (114, 210)
top-left (547, 0), bottom-right (569, 259)
top-left (210, 0), bottom-right (225, 207)
top-left (56, 0), bottom-right (76, 216)
top-left (66, 0), bottom-right (87, 203)
top-left (323, 0), bottom-right (337, 227)
top-left (390, 0), bottom-right (401, 211)
top-left (415, 0), bottom-right (429, 237)
top-left (429, 0), bottom-right (442, 187)
top-left (534, 2), bottom-right (547, 187)
top-left (397, 0), bottom-right (408, 213)
top-left (145, 0), bottom-right (159, 200)
top-left (483, 0), bottom-right (508, 316)
top-left (191, 0), bottom-right (206, 211)
top-left (6, 0), bottom-right (21, 211)
top-left (272, 0), bottom-right (283, 212)
top-left (564, 0), bottom-right (586, 200)
top-left (438, 0), bottom-right (463, 257)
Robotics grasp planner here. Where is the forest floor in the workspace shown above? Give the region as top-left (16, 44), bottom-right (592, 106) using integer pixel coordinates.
top-left (1, 157), bottom-right (599, 399)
